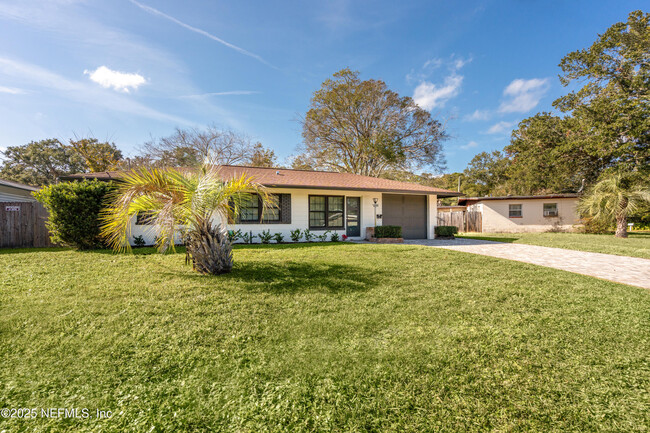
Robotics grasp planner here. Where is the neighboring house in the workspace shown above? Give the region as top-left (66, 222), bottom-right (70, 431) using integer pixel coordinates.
top-left (62, 165), bottom-right (461, 242)
top-left (0, 178), bottom-right (39, 202)
top-left (437, 205), bottom-right (466, 213)
top-left (458, 194), bottom-right (580, 233)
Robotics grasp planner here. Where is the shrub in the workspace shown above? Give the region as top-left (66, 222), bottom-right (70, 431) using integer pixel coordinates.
top-left (34, 180), bottom-right (115, 249)
top-left (290, 229), bottom-right (303, 242)
top-left (303, 229), bottom-right (314, 242)
top-left (317, 231), bottom-right (330, 242)
top-left (259, 230), bottom-right (273, 244)
top-left (330, 232), bottom-right (340, 242)
top-left (435, 226), bottom-right (458, 238)
top-left (374, 225), bottom-right (402, 238)
top-left (228, 229), bottom-right (243, 243)
top-left (273, 232), bottom-right (284, 243)
top-left (241, 231), bottom-right (256, 244)
top-left (132, 235), bottom-right (146, 248)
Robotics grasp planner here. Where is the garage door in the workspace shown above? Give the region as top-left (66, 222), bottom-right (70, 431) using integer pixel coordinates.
top-left (382, 194), bottom-right (427, 239)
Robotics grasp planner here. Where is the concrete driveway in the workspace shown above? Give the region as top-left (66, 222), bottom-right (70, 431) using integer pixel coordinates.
top-left (404, 238), bottom-right (650, 290)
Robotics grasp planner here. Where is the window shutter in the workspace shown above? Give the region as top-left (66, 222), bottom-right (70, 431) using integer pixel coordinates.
top-left (280, 194), bottom-right (291, 224)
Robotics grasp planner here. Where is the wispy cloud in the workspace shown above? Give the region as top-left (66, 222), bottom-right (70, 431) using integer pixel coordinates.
top-left (460, 140), bottom-right (478, 150)
top-left (498, 78), bottom-right (550, 113)
top-left (84, 66), bottom-right (146, 93)
top-left (413, 75), bottom-right (463, 111)
top-left (464, 109), bottom-right (490, 121)
top-left (0, 85), bottom-right (24, 94)
top-left (181, 90), bottom-right (260, 99)
top-left (486, 120), bottom-right (517, 134)
top-left (128, 0), bottom-right (274, 68)
top-left (0, 56), bottom-right (193, 125)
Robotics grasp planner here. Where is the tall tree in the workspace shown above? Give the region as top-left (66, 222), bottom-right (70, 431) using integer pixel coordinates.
top-left (140, 126), bottom-right (258, 167)
top-left (553, 10), bottom-right (650, 173)
top-left (299, 68), bottom-right (447, 177)
top-left (69, 138), bottom-right (123, 172)
top-left (248, 142), bottom-right (277, 167)
top-left (578, 172), bottom-right (650, 238)
top-left (462, 151), bottom-right (510, 197)
top-left (0, 139), bottom-right (86, 186)
top-left (505, 113), bottom-right (605, 194)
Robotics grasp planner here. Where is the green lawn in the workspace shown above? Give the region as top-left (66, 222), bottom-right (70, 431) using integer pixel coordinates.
top-left (1, 244), bottom-right (649, 432)
top-left (458, 231), bottom-right (650, 259)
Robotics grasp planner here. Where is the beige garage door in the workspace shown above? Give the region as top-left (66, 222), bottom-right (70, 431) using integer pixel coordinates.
top-left (382, 194), bottom-right (427, 239)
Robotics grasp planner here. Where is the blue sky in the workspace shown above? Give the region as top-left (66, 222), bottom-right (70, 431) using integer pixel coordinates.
top-left (0, 0), bottom-right (645, 173)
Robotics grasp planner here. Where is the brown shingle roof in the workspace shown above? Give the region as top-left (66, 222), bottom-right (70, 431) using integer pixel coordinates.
top-left (60, 165), bottom-right (461, 196)
top-left (458, 193), bottom-right (580, 205)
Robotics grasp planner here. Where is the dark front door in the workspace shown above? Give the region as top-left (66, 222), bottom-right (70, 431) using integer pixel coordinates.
top-left (346, 197), bottom-right (360, 237)
top-left (382, 194), bottom-right (427, 239)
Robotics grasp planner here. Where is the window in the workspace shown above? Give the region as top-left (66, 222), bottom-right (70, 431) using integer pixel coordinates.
top-left (509, 204), bottom-right (522, 218)
top-left (136, 211), bottom-right (155, 225)
top-left (309, 195), bottom-right (344, 229)
top-left (543, 203), bottom-right (558, 217)
top-left (240, 194), bottom-right (260, 222)
top-left (234, 194), bottom-right (289, 224)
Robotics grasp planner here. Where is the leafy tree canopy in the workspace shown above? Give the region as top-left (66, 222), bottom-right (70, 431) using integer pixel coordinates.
top-left (69, 138), bottom-right (123, 172)
top-left (299, 68), bottom-right (447, 177)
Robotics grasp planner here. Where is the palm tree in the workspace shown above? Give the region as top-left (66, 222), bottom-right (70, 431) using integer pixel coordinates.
top-left (100, 164), bottom-right (270, 274)
top-left (578, 172), bottom-right (650, 238)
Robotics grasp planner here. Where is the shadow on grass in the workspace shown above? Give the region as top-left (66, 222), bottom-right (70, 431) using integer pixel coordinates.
top-left (457, 235), bottom-right (519, 243)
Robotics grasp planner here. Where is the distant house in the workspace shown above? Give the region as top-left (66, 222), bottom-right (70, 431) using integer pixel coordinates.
top-left (0, 179), bottom-right (39, 202)
top-left (62, 165), bottom-right (461, 241)
top-left (458, 194), bottom-right (580, 233)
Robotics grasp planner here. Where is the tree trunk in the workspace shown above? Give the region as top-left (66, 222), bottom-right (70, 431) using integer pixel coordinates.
top-left (185, 222), bottom-right (233, 274)
top-left (615, 215), bottom-right (628, 238)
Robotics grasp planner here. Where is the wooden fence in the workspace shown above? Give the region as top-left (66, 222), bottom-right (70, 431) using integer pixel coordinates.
top-left (1, 201), bottom-right (54, 248)
top-left (437, 210), bottom-right (482, 233)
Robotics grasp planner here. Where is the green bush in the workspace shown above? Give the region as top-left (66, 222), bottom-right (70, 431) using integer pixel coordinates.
top-left (273, 232), bottom-right (284, 243)
top-left (259, 230), bottom-right (273, 244)
top-left (435, 226), bottom-right (458, 237)
top-left (132, 235), bottom-right (146, 248)
top-left (34, 180), bottom-right (115, 249)
top-left (330, 232), bottom-right (340, 242)
top-left (290, 229), bottom-right (303, 242)
top-left (375, 225), bottom-right (402, 238)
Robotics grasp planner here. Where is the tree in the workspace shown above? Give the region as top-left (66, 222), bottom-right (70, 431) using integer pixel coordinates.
top-left (554, 10), bottom-right (650, 173)
top-left (505, 113), bottom-right (605, 194)
top-left (69, 138), bottom-right (123, 172)
top-left (248, 142), bottom-right (277, 167)
top-left (100, 164), bottom-right (271, 275)
top-left (140, 126), bottom-right (258, 167)
top-left (299, 68), bottom-right (447, 177)
top-left (462, 151), bottom-right (510, 197)
top-left (577, 172), bottom-right (650, 238)
top-left (0, 138), bottom-right (86, 186)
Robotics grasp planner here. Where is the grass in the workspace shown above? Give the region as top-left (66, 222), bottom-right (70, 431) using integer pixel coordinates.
top-left (1, 243), bottom-right (649, 432)
top-left (458, 231), bottom-right (650, 259)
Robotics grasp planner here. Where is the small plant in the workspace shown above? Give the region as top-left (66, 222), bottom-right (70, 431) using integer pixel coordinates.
top-left (242, 231), bottom-right (256, 244)
top-left (132, 235), bottom-right (146, 248)
top-left (317, 230), bottom-right (330, 242)
top-left (303, 229), bottom-right (314, 242)
top-left (228, 229), bottom-right (243, 243)
top-left (341, 234), bottom-right (348, 241)
top-left (330, 232), bottom-right (340, 242)
top-left (435, 225), bottom-right (458, 238)
top-left (273, 232), bottom-right (284, 243)
top-left (259, 229), bottom-right (273, 244)
top-left (290, 229), bottom-right (303, 242)
top-left (375, 225), bottom-right (402, 238)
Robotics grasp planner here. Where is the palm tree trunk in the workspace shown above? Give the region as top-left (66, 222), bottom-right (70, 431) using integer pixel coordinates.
top-left (614, 197), bottom-right (629, 238)
top-left (185, 222), bottom-right (233, 274)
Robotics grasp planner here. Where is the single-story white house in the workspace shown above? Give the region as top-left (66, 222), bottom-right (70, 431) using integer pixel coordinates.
top-left (0, 178), bottom-right (39, 202)
top-left (62, 166), bottom-right (461, 242)
top-left (458, 194), bottom-right (581, 233)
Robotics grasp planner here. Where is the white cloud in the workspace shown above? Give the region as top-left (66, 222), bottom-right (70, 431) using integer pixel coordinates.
top-left (128, 0), bottom-right (273, 68)
top-left (498, 78), bottom-right (550, 113)
top-left (413, 74), bottom-right (463, 111)
top-left (460, 140), bottom-right (478, 150)
top-left (0, 85), bottom-right (24, 94)
top-left (84, 66), bottom-right (146, 93)
top-left (464, 109), bottom-right (490, 121)
top-left (486, 120), bottom-right (517, 134)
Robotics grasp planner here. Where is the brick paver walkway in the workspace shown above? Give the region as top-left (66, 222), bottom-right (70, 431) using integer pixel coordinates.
top-left (404, 238), bottom-right (650, 290)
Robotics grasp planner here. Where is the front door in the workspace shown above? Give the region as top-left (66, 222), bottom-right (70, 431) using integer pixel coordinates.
top-left (346, 197), bottom-right (360, 237)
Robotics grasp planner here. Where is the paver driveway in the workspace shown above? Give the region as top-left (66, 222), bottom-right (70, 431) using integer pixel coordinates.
top-left (405, 238), bottom-right (650, 290)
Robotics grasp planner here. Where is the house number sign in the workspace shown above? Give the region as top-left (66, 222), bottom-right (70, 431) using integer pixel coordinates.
top-left (5, 206), bottom-right (20, 212)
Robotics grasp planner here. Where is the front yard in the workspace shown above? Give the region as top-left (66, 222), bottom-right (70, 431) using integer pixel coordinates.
top-left (1, 244), bottom-right (649, 432)
top-left (458, 231), bottom-right (650, 259)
